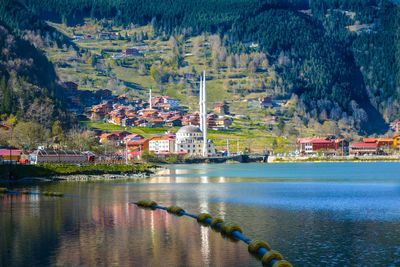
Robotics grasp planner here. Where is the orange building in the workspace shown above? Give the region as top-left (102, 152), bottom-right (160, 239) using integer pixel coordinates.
top-left (127, 139), bottom-right (149, 154)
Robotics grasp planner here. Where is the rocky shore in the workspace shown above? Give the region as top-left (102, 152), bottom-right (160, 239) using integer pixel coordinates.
top-left (0, 164), bottom-right (159, 183)
top-left (54, 172), bottom-right (151, 182)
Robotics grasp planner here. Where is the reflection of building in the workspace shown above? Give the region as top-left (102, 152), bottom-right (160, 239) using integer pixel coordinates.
top-left (175, 125), bottom-right (215, 157)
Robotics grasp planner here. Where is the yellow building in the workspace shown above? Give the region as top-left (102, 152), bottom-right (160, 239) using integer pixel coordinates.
top-left (393, 135), bottom-right (400, 150)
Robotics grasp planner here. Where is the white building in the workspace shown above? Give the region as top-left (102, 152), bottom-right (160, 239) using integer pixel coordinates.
top-left (175, 125), bottom-right (215, 157)
top-left (149, 135), bottom-right (176, 154)
top-left (160, 96), bottom-right (180, 109)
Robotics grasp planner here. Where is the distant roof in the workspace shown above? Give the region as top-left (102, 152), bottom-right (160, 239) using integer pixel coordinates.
top-left (177, 125), bottom-right (202, 134)
top-left (363, 137), bottom-right (393, 143)
top-left (31, 149), bottom-right (82, 156)
top-left (363, 138), bottom-right (378, 143)
top-left (127, 139), bottom-right (148, 146)
top-left (150, 135), bottom-right (175, 141)
top-left (350, 142), bottom-right (378, 148)
top-left (297, 137), bottom-right (331, 144)
top-left (124, 134), bottom-right (144, 140)
top-left (0, 149), bottom-right (22, 156)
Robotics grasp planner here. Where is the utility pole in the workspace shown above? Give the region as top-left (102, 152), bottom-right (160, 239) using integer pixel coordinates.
top-left (226, 139), bottom-right (230, 157)
top-left (125, 141), bottom-right (128, 164)
top-left (237, 139), bottom-right (240, 155)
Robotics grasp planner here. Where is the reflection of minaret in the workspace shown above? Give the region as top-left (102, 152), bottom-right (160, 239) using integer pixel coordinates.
top-left (201, 71), bottom-right (208, 158)
top-left (149, 88), bottom-right (152, 109)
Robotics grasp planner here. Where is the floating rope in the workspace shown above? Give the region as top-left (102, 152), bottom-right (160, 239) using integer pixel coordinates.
top-left (132, 200), bottom-right (293, 267)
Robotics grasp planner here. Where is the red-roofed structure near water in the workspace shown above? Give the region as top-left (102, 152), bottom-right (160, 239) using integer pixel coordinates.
top-left (297, 137), bottom-right (348, 156)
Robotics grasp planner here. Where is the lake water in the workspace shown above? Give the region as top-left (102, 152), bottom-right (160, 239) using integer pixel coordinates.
top-left (1, 162), bottom-right (400, 267)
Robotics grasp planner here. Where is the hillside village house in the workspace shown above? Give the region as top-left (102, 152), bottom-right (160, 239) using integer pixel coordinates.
top-left (297, 137), bottom-right (349, 156)
top-left (100, 131), bottom-right (130, 146)
top-left (207, 114), bottom-right (233, 130)
top-left (124, 48), bottom-right (143, 57)
top-left (127, 139), bottom-right (149, 159)
top-left (123, 134), bottom-right (144, 144)
top-left (390, 120), bottom-right (400, 133)
top-left (259, 96), bottom-right (273, 108)
top-left (89, 93), bottom-right (233, 131)
top-left (165, 117), bottom-right (183, 127)
top-left (182, 113), bottom-right (201, 126)
top-left (91, 102), bottom-right (113, 121)
top-left (213, 102), bottom-right (230, 115)
top-left (152, 96), bottom-right (180, 111)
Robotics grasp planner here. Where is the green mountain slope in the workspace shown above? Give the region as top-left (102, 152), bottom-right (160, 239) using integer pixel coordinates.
top-left (0, 0), bottom-right (77, 128)
top-left (4, 0), bottom-right (400, 134)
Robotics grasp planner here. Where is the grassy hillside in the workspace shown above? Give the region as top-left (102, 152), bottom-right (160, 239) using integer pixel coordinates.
top-left (42, 18), bottom-right (361, 152)
top-left (2, 0), bottom-right (398, 148)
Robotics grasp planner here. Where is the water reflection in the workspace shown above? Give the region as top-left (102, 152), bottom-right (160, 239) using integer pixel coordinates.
top-left (0, 185), bottom-right (257, 267)
top-left (1, 162), bottom-right (400, 266)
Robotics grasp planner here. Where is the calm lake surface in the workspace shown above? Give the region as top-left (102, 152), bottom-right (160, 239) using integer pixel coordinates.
top-left (1, 162), bottom-right (400, 267)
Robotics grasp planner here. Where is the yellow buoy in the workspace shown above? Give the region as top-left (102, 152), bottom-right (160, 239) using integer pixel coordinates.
top-left (137, 199), bottom-right (157, 208)
top-left (197, 213), bottom-right (212, 223)
top-left (167, 206), bottom-right (185, 216)
top-left (248, 240), bottom-right (271, 254)
top-left (261, 250), bottom-right (283, 266)
top-left (210, 218), bottom-right (224, 229)
top-left (272, 260), bottom-right (293, 267)
top-left (220, 222), bottom-right (243, 236)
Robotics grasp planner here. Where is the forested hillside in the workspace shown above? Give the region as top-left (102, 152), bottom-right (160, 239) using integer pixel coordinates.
top-left (0, 1), bottom-right (74, 128)
top-left (3, 0), bottom-right (400, 134)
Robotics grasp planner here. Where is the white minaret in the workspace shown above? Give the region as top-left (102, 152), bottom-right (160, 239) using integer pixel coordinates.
top-left (202, 71), bottom-right (208, 158)
top-left (149, 88), bottom-right (152, 109)
top-left (199, 76), bottom-right (204, 132)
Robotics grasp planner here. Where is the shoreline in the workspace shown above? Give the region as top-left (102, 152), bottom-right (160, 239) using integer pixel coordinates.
top-left (0, 164), bottom-right (159, 184)
top-left (268, 156), bottom-right (400, 163)
top-left (0, 172), bottom-right (156, 184)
